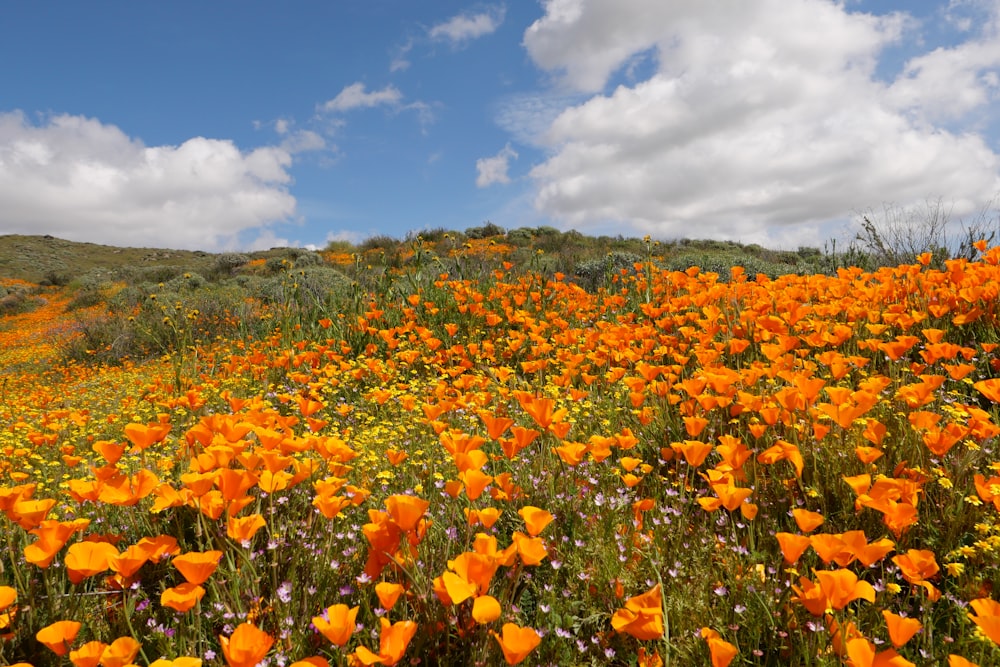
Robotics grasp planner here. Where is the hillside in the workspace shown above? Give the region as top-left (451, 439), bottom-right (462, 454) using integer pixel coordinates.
top-left (0, 229), bottom-right (831, 286)
top-left (0, 234), bottom-right (223, 284)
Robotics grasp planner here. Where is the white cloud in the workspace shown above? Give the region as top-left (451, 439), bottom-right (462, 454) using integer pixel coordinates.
top-left (390, 39), bottom-right (413, 72)
top-left (886, 9), bottom-right (1000, 122)
top-left (279, 129), bottom-right (327, 155)
top-left (0, 111), bottom-right (295, 251)
top-left (494, 92), bottom-right (588, 146)
top-left (476, 143), bottom-right (518, 187)
top-left (245, 228), bottom-right (293, 252)
top-left (405, 101), bottom-right (438, 135)
top-left (430, 6), bottom-right (505, 45)
top-left (325, 228), bottom-right (366, 245)
top-left (321, 83), bottom-right (403, 113)
top-left (518, 0), bottom-right (1000, 247)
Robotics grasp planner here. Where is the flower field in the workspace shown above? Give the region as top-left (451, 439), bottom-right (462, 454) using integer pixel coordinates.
top-left (3, 239), bottom-right (1000, 666)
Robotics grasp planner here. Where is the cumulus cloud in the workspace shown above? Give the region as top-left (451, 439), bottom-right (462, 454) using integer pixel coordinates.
top-left (517, 0), bottom-right (1000, 247)
top-left (430, 6), bottom-right (505, 45)
top-left (476, 144), bottom-right (518, 187)
top-left (886, 7), bottom-right (1000, 122)
top-left (321, 83), bottom-right (403, 113)
top-left (0, 111), bottom-right (295, 250)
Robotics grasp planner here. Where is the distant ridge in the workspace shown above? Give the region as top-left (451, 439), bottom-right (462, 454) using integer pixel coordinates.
top-left (0, 234), bottom-right (217, 283)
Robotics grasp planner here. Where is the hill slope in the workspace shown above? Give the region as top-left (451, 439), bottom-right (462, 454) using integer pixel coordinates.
top-left (0, 234), bottom-right (216, 283)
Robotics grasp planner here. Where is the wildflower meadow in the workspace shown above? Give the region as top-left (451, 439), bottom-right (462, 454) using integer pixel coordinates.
top-left (2, 233), bottom-right (1000, 667)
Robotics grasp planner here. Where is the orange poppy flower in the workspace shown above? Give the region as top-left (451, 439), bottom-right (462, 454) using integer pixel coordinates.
top-left (92, 440), bottom-right (126, 465)
top-left (436, 571), bottom-right (476, 605)
top-left (172, 550), bottom-right (223, 585)
top-left (974, 378), bottom-right (1000, 404)
top-left (472, 594), bottom-right (502, 624)
top-left (701, 628), bottom-right (738, 667)
top-left (448, 553), bottom-right (497, 597)
top-left (756, 440), bottom-right (804, 478)
top-left (109, 544), bottom-right (151, 579)
top-left (384, 495), bottom-right (429, 532)
top-left (460, 469), bottom-right (493, 501)
top-left (313, 492), bottom-right (352, 519)
top-left (36, 619), bottom-right (82, 656)
top-left (151, 483), bottom-right (193, 513)
top-left (973, 474), bottom-right (1000, 510)
top-left (776, 532), bottom-right (811, 564)
top-left (882, 610), bottom-right (921, 648)
top-left (0, 586), bottom-right (15, 611)
top-left (215, 469), bottom-right (259, 503)
top-left (65, 541), bottom-right (119, 584)
top-left (862, 420), bottom-right (887, 446)
top-left (219, 622), bottom-right (274, 667)
top-left (123, 422), bottom-right (171, 452)
top-left (479, 411), bottom-right (515, 440)
top-left (855, 446), bottom-right (884, 465)
top-left (10, 497), bottom-right (57, 530)
top-left (363, 510), bottom-right (404, 578)
top-left (791, 509), bottom-right (825, 533)
top-left (24, 519), bottom-right (89, 568)
top-left (385, 449), bottom-right (408, 466)
top-left (844, 636), bottom-right (915, 667)
top-left (828, 615), bottom-right (862, 657)
top-left (454, 449), bottom-right (488, 474)
top-left (809, 533), bottom-right (851, 566)
top-left (375, 582), bottom-right (405, 611)
top-left (161, 583), bottom-right (206, 613)
top-left (354, 618), bottom-right (418, 666)
top-left (790, 577), bottom-right (828, 617)
top-left (312, 603), bottom-right (359, 646)
top-left (99, 636), bottom-right (141, 667)
top-left (892, 549), bottom-right (940, 601)
top-left (491, 623), bottom-right (542, 665)
top-left (514, 392), bottom-right (566, 430)
top-left (517, 506), bottom-right (554, 537)
top-left (815, 569), bottom-right (876, 611)
top-left (611, 584), bottom-right (664, 640)
top-left (637, 647), bottom-right (664, 667)
top-left (465, 507), bottom-right (502, 529)
top-left (671, 440), bottom-right (713, 467)
top-left (552, 440), bottom-right (588, 466)
top-left (289, 659), bottom-right (329, 667)
top-left (135, 534), bottom-right (180, 562)
top-left (69, 640), bottom-right (107, 667)
top-left (968, 597), bottom-right (1000, 645)
top-left (511, 531), bottom-right (547, 566)
top-left (500, 426), bottom-right (540, 459)
top-left (701, 470), bottom-right (753, 512)
top-left (840, 532), bottom-right (895, 568)
top-left (947, 656), bottom-right (979, 667)
top-left (227, 514), bottom-right (267, 543)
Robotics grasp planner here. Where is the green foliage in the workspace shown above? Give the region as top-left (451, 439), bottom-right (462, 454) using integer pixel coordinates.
top-left (211, 252), bottom-right (251, 278)
top-left (662, 251), bottom-right (802, 280)
top-left (574, 251), bottom-right (644, 290)
top-left (250, 265), bottom-right (353, 308)
top-left (0, 284), bottom-right (40, 315)
top-left (464, 221), bottom-right (506, 239)
top-left (62, 281), bottom-right (266, 366)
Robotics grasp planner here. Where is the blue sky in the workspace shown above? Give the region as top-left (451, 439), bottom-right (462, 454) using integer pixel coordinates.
top-left (1, 1), bottom-right (999, 251)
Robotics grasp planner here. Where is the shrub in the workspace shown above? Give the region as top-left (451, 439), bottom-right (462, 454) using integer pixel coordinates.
top-left (575, 251), bottom-right (644, 290)
top-left (251, 265), bottom-right (353, 308)
top-left (465, 221), bottom-right (506, 239)
top-left (211, 252), bottom-right (251, 278)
